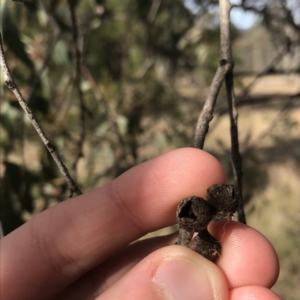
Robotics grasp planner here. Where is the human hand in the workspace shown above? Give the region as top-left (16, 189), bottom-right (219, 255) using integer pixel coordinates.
top-left (0, 148), bottom-right (280, 300)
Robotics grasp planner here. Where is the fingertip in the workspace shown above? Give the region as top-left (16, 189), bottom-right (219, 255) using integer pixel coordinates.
top-left (209, 221), bottom-right (279, 289)
top-left (145, 147), bottom-right (227, 190)
top-left (110, 147), bottom-right (226, 230)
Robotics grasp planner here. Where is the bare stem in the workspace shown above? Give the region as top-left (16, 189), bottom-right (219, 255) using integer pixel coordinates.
top-left (194, 65), bottom-right (229, 149)
top-left (147, 0), bottom-right (161, 23)
top-left (193, 0), bottom-right (246, 223)
top-left (193, 0), bottom-right (231, 149)
top-left (0, 34), bottom-right (82, 197)
top-left (219, 0), bottom-right (246, 224)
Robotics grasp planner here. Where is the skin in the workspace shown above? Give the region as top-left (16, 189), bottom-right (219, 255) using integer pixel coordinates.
top-left (0, 148), bottom-right (281, 300)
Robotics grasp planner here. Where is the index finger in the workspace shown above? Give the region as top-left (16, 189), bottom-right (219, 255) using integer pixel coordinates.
top-left (1, 148), bottom-right (226, 300)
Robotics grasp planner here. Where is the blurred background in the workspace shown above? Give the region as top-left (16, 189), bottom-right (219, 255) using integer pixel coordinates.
top-left (0, 0), bottom-right (299, 298)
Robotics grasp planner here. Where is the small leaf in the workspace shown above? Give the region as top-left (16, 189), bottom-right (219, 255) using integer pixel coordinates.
top-left (53, 40), bottom-right (69, 65)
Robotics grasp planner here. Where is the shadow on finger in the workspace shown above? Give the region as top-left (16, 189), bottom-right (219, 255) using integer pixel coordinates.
top-left (55, 232), bottom-right (178, 300)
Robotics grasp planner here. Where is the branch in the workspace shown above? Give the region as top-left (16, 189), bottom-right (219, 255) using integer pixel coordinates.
top-left (68, 0), bottom-right (86, 172)
top-left (26, 31), bottom-right (61, 104)
top-left (147, 0), bottom-right (161, 23)
top-left (220, 0), bottom-right (246, 223)
top-left (42, 0), bottom-right (139, 170)
top-left (243, 97), bottom-right (293, 155)
top-left (193, 65), bottom-right (229, 148)
top-left (193, 0), bottom-right (246, 223)
top-left (238, 48), bottom-right (289, 98)
top-left (193, 2), bottom-right (235, 149)
top-left (0, 34), bottom-right (82, 197)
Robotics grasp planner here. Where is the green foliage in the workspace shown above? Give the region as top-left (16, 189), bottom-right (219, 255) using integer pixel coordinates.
top-left (0, 1), bottom-right (299, 297)
top-left (1, 5), bottom-right (35, 72)
top-left (0, 0), bottom-right (222, 233)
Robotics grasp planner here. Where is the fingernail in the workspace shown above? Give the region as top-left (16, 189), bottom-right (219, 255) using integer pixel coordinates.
top-left (152, 259), bottom-right (214, 300)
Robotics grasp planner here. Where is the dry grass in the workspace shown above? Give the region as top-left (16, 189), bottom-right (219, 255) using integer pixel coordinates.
top-left (140, 74), bottom-right (300, 299)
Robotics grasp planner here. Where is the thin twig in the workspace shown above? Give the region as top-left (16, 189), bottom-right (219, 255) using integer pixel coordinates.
top-left (0, 34), bottom-right (82, 197)
top-left (239, 48), bottom-right (288, 98)
top-left (193, 65), bottom-right (229, 148)
top-left (194, 1), bottom-right (234, 149)
top-left (193, 0), bottom-right (246, 223)
top-left (147, 0), bottom-right (161, 23)
top-left (193, 1), bottom-right (236, 149)
top-left (68, 0), bottom-right (86, 172)
top-left (39, 0), bottom-right (128, 169)
top-left (243, 97), bottom-right (293, 154)
top-left (39, 0), bottom-right (63, 37)
top-left (220, 0), bottom-right (246, 223)
top-left (82, 63), bottom-right (126, 149)
top-left (26, 30), bottom-right (61, 104)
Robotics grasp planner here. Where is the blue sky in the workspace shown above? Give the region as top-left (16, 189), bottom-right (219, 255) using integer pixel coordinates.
top-left (184, 0), bottom-right (299, 29)
top-left (184, 0), bottom-right (256, 30)
top-left (230, 7), bottom-right (257, 30)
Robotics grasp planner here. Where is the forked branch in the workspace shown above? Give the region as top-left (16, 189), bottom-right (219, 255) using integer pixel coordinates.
top-left (220, 0), bottom-right (246, 223)
top-left (193, 0), bottom-right (246, 223)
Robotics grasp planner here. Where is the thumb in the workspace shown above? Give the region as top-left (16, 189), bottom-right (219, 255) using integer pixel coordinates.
top-left (98, 245), bottom-right (228, 300)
